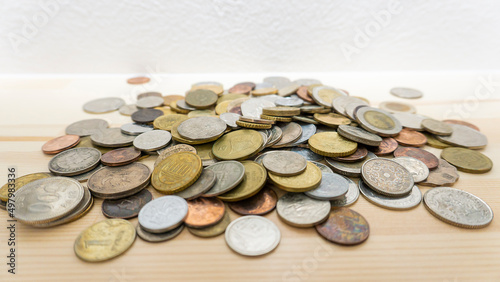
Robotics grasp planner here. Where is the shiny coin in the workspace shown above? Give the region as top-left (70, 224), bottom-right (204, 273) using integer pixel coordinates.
top-left (337, 124), bottom-right (382, 146)
top-left (268, 161), bottom-right (322, 192)
top-left (102, 189), bottom-right (153, 218)
top-left (330, 178), bottom-right (360, 207)
top-left (272, 122), bottom-right (302, 148)
top-left (292, 116), bottom-right (319, 124)
top-left (42, 134), bottom-right (80, 154)
top-left (309, 132), bottom-right (357, 157)
top-left (394, 128), bottom-right (427, 147)
top-left (138, 195), bottom-right (188, 233)
top-left (313, 113), bottom-right (350, 128)
top-left (177, 117), bottom-right (226, 141)
top-left (66, 119), bottom-right (109, 136)
top-left (0, 172), bottom-right (51, 202)
top-left (136, 96), bottom-right (164, 109)
top-left (204, 161), bottom-right (245, 196)
top-left (423, 187), bottom-right (493, 228)
top-left (153, 114), bottom-right (189, 131)
top-left (315, 208), bottom-right (370, 245)
top-left (185, 89), bottom-right (218, 109)
top-left (344, 102), bottom-right (369, 120)
top-left (228, 187), bottom-right (277, 215)
top-left (330, 146), bottom-right (368, 163)
top-left (218, 161), bottom-right (267, 202)
top-left (152, 151), bottom-right (202, 194)
top-left (378, 101), bottom-right (416, 114)
top-left (188, 210), bottom-right (231, 238)
top-left (359, 180), bottom-right (421, 210)
top-left (361, 158), bottom-right (414, 197)
top-left (137, 224), bottom-right (184, 243)
top-left (127, 76), bottom-right (150, 84)
top-left (83, 97), bottom-right (125, 113)
top-left (175, 169), bottom-right (216, 200)
top-left (326, 151), bottom-right (377, 177)
top-left (436, 124), bottom-right (487, 149)
top-left (277, 192), bottom-right (330, 227)
top-left (310, 161), bottom-right (334, 174)
top-left (356, 107), bottom-right (402, 137)
top-left (155, 144), bottom-right (197, 167)
top-left (441, 147), bottom-right (493, 173)
top-left (225, 215), bottom-right (281, 256)
top-left (49, 147), bottom-right (101, 176)
top-left (212, 129), bottom-right (263, 160)
top-left (219, 112), bottom-right (241, 128)
top-left (88, 163), bottom-right (150, 199)
top-left (91, 128), bottom-right (136, 147)
top-left (290, 147), bottom-right (323, 161)
top-left (241, 98), bottom-right (275, 118)
top-left (131, 108), bottom-right (164, 124)
top-left (332, 96), bottom-right (366, 116)
top-left (121, 123), bottom-right (154, 135)
top-left (391, 112), bottom-right (427, 131)
top-left (275, 96), bottom-right (303, 107)
top-left (185, 197), bottom-right (225, 228)
top-left (101, 147), bottom-right (141, 166)
top-left (421, 119), bottom-right (453, 136)
top-left (393, 156), bottom-right (429, 183)
top-left (266, 125), bottom-right (283, 147)
top-left (133, 130), bottom-right (172, 152)
top-left (368, 137), bottom-right (398, 156)
top-left (443, 119), bottom-right (480, 131)
top-left (390, 87), bottom-right (423, 99)
top-left (394, 147), bottom-right (439, 170)
top-left (420, 159), bottom-right (460, 187)
top-left (305, 173), bottom-right (349, 200)
top-left (312, 86), bottom-right (346, 108)
top-left (262, 151), bottom-right (307, 176)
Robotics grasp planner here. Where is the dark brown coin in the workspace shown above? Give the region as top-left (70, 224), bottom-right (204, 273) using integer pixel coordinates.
top-left (42, 135), bottom-right (80, 154)
top-left (229, 83), bottom-right (252, 94)
top-left (368, 137), bottom-right (398, 156)
top-left (185, 197), bottom-right (225, 228)
top-left (443, 119), bottom-right (480, 131)
top-left (330, 146), bottom-right (368, 162)
top-left (102, 189), bottom-right (153, 219)
top-left (315, 207), bottom-right (370, 245)
top-left (393, 147), bottom-right (439, 170)
top-left (127, 76), bottom-right (150, 84)
top-left (228, 187), bottom-right (278, 215)
top-left (131, 108), bottom-right (164, 124)
top-left (394, 128), bottom-right (427, 147)
top-left (101, 147), bottom-right (142, 166)
top-left (296, 86), bottom-right (315, 103)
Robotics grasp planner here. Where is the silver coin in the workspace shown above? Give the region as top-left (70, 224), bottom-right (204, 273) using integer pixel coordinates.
top-left (259, 94), bottom-right (283, 104)
top-left (48, 147), bottom-right (101, 176)
top-left (138, 195), bottom-right (188, 233)
top-left (70, 164), bottom-right (104, 182)
top-left (292, 116), bottom-right (319, 124)
top-left (330, 177), bottom-right (359, 207)
top-left (262, 151), bottom-right (307, 176)
top-left (424, 187), bottom-right (493, 228)
top-left (361, 158), bottom-right (414, 197)
top-left (136, 224), bottom-right (184, 243)
top-left (390, 87), bottom-right (423, 99)
top-left (332, 96), bottom-right (367, 116)
top-left (275, 97), bottom-right (303, 107)
top-left (119, 104), bottom-right (139, 116)
top-left (325, 152), bottom-right (377, 177)
top-left (277, 84), bottom-right (300, 97)
top-left (176, 100), bottom-right (197, 111)
top-left (345, 103), bottom-right (368, 120)
top-left (310, 161), bottom-right (334, 174)
top-left (177, 117), bottom-right (227, 141)
top-left (393, 156), bottom-right (429, 183)
top-left (290, 123), bottom-right (316, 145)
top-left (91, 128), bottom-right (136, 147)
top-left (355, 107), bottom-right (403, 137)
top-left (83, 97), bottom-right (125, 113)
top-left (293, 78), bottom-right (322, 86)
top-left (66, 119), bottom-right (109, 136)
top-left (175, 169), bottom-right (216, 200)
top-left (436, 124), bottom-right (487, 149)
top-left (392, 112), bottom-right (428, 131)
top-left (312, 86), bottom-right (347, 108)
top-left (204, 161), bottom-right (245, 196)
top-left (359, 180), bottom-right (421, 210)
top-left (192, 81), bottom-right (223, 87)
top-left (253, 150), bottom-right (280, 164)
top-left (263, 76), bottom-right (291, 89)
top-left (225, 215), bottom-right (281, 256)
top-left (133, 130), bottom-right (172, 152)
top-left (241, 98), bottom-right (275, 118)
top-left (136, 96), bottom-right (164, 109)
top-left (266, 126), bottom-right (283, 147)
top-left (137, 91), bottom-right (162, 100)
top-left (121, 122), bottom-right (154, 136)
top-left (13, 177), bottom-right (84, 224)
top-left (220, 112), bottom-right (241, 128)
top-left (289, 147), bottom-right (323, 162)
top-left (277, 192), bottom-right (331, 227)
top-left (305, 173), bottom-right (349, 200)
top-left (254, 82), bottom-right (274, 89)
top-left (378, 101), bottom-right (416, 114)
top-left (337, 124), bottom-right (382, 146)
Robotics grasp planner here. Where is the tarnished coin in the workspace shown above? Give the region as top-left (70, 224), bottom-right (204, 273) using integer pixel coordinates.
top-left (133, 130), bottom-right (172, 152)
top-left (131, 108), bottom-right (164, 124)
top-left (368, 137), bottom-right (398, 156)
top-left (219, 112), bottom-right (241, 128)
top-left (326, 152), bottom-right (377, 177)
top-left (310, 161), bottom-right (334, 174)
top-left (394, 128), bottom-right (427, 147)
top-left (393, 156), bottom-right (429, 183)
top-left (390, 87), bottom-right (423, 99)
top-left (136, 96), bottom-right (164, 109)
top-left (378, 101), bottom-right (416, 114)
top-left (127, 76), bottom-right (150, 84)
top-left (49, 147), bottom-right (101, 176)
top-left (66, 119), bottom-right (109, 136)
top-left (301, 105), bottom-right (330, 114)
top-left (185, 197), bottom-right (225, 228)
top-left (241, 98), bottom-right (275, 118)
top-left (152, 151), bottom-right (202, 194)
top-left (394, 147), bottom-right (439, 170)
top-left (185, 89), bottom-right (218, 109)
top-left (193, 142), bottom-right (217, 166)
top-left (155, 144), bottom-right (197, 167)
top-left (330, 146), bottom-right (368, 163)
top-left (153, 114), bottom-right (189, 131)
top-left (102, 189), bottom-right (153, 218)
top-left (228, 187), bottom-right (278, 215)
top-left (175, 169), bottom-right (216, 200)
top-left (421, 119), bottom-right (453, 136)
top-left (308, 132), bottom-right (358, 157)
top-left (420, 159), bottom-right (459, 187)
top-left (188, 210), bottom-right (231, 238)
top-left (275, 96), bottom-right (303, 107)
top-left (137, 224), bottom-right (184, 243)
top-left (76, 136), bottom-right (112, 154)
top-left (361, 158), bottom-right (414, 197)
top-left (138, 195), bottom-right (188, 233)
top-left (359, 180), bottom-right (421, 210)
top-left (443, 119), bottom-right (480, 131)
top-left (218, 161), bottom-right (267, 202)
top-left (312, 86), bottom-right (346, 108)
top-left (83, 97), bottom-right (125, 113)
top-left (262, 151), bottom-right (307, 176)
top-left (268, 162), bottom-right (322, 192)
top-left (212, 129), bottom-right (263, 160)
top-left (277, 192), bottom-right (331, 227)
top-left (225, 215), bottom-right (281, 256)
top-left (88, 163), bottom-right (150, 199)
top-left (436, 124), bottom-right (488, 149)
top-left (14, 177), bottom-right (84, 224)
top-left (289, 147), bottom-right (323, 162)
top-left (271, 122), bottom-right (302, 148)
top-left (316, 208), bottom-right (370, 245)
top-left (305, 173), bottom-right (349, 200)
top-left (441, 147), bottom-right (493, 173)
top-left (313, 113), bottom-right (350, 128)
top-left (101, 147), bottom-right (141, 166)
top-left (204, 161), bottom-right (245, 197)
top-left (356, 107), bottom-right (402, 137)
top-left (423, 187), bottom-right (493, 228)
top-left (121, 123), bottom-right (154, 136)
top-left (337, 124), bottom-right (382, 146)
top-left (42, 135), bottom-right (80, 154)
top-left (74, 219), bottom-right (136, 262)
top-left (177, 117), bottom-right (226, 141)
top-left (91, 128), bottom-right (136, 147)
top-left (0, 172), bottom-right (52, 202)
top-left (330, 178), bottom-right (360, 207)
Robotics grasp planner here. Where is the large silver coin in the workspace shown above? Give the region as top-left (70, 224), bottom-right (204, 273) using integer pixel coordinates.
top-left (331, 177), bottom-right (360, 207)
top-left (133, 130), bottom-right (172, 152)
top-left (241, 98), bottom-right (275, 118)
top-left (90, 128), bottom-right (136, 147)
top-left (332, 96), bottom-right (366, 116)
top-left (177, 117), bottom-right (227, 141)
top-left (276, 193), bottom-right (331, 227)
top-left (356, 107), bottom-right (402, 137)
top-left (225, 215), bottom-right (281, 256)
top-left (390, 87), bottom-right (423, 99)
top-left (83, 97), bottom-right (125, 113)
top-left (291, 123), bottom-right (316, 145)
top-left (121, 123), bottom-right (154, 136)
top-left (262, 151), bottom-right (307, 176)
top-left (253, 150), bottom-right (280, 165)
top-left (136, 224), bottom-right (184, 243)
top-left (275, 96), bottom-right (303, 107)
top-left (392, 112), bottom-right (428, 131)
top-left (325, 151), bottom-right (377, 177)
top-left (305, 173), bottom-right (349, 200)
top-left (136, 96), bottom-right (164, 109)
top-left (359, 180), bottom-right (421, 210)
top-left (175, 169), bottom-right (216, 200)
top-left (393, 156), bottom-right (429, 183)
top-left (119, 104), bottom-right (138, 116)
top-left (219, 112), bottom-right (241, 129)
top-left (337, 124), bottom-right (382, 146)
top-left (48, 147), bottom-right (101, 176)
top-left (204, 161), bottom-right (245, 196)
top-left (310, 161), bottom-right (334, 174)
top-left (361, 158), bottom-right (414, 197)
top-left (423, 187), bottom-right (493, 228)
top-left (66, 119), bottom-right (109, 136)
top-left (138, 195), bottom-right (188, 233)
top-left (436, 124), bottom-right (488, 149)
top-left (14, 177), bottom-right (84, 224)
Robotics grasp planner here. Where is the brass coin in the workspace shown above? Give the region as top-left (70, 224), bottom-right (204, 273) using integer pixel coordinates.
top-left (218, 93), bottom-right (249, 104)
top-left (169, 100), bottom-right (190, 114)
top-left (421, 119), bottom-right (453, 136)
top-left (301, 105), bottom-right (330, 114)
top-left (368, 137), bottom-right (398, 156)
top-left (271, 122), bottom-right (302, 148)
top-left (193, 142), bottom-right (217, 166)
top-left (191, 84), bottom-right (224, 96)
top-left (155, 144), bottom-right (197, 167)
top-left (312, 86), bottom-right (346, 108)
top-left (420, 159), bottom-right (460, 187)
top-left (239, 116), bottom-right (275, 124)
top-left (235, 120), bottom-right (272, 129)
top-left (393, 147), bottom-right (439, 170)
top-left (188, 210), bottom-right (231, 238)
top-left (88, 163), bottom-right (151, 199)
top-left (394, 128), bottom-right (427, 147)
top-left (153, 114), bottom-right (189, 131)
top-left (74, 219), bottom-right (136, 262)
top-left (308, 132), bottom-right (358, 157)
top-left (152, 151), bottom-right (202, 194)
top-left (441, 147), bottom-right (493, 174)
top-left (356, 107), bottom-right (402, 137)
top-left (162, 95), bottom-right (185, 106)
top-left (215, 100), bottom-right (231, 114)
top-left (42, 135), bottom-right (80, 154)
top-left (262, 106), bottom-right (300, 116)
top-left (156, 106), bottom-right (176, 115)
top-left (260, 114), bottom-right (293, 122)
top-left (217, 161), bottom-right (267, 202)
top-left (314, 113), bottom-right (351, 128)
top-left (102, 189), bottom-right (153, 219)
top-left (0, 172), bottom-right (51, 202)
top-left (251, 87), bottom-right (278, 96)
top-left (127, 76), bottom-right (150, 84)
top-left (268, 162), bottom-right (322, 192)
top-left (212, 129), bottom-right (263, 160)
top-left (185, 197), bottom-right (225, 228)
top-left (188, 110), bottom-right (216, 118)
top-left (185, 89), bottom-right (218, 109)
top-left (228, 187), bottom-right (277, 215)
top-left (101, 147), bottom-right (141, 166)
top-left (423, 132), bottom-right (451, 149)
top-left (378, 101), bottom-right (416, 114)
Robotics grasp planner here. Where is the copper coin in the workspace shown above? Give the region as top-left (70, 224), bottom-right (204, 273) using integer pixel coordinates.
top-left (229, 106), bottom-right (242, 115)
top-left (238, 82), bottom-right (256, 89)
top-left (185, 197), bottom-right (225, 228)
top-left (443, 119), bottom-right (480, 131)
top-left (131, 108), bottom-right (164, 124)
top-left (42, 135), bottom-right (80, 154)
top-left (368, 137), bottom-right (398, 156)
top-left (137, 91), bottom-right (162, 100)
top-left (102, 189), bottom-right (153, 219)
top-left (101, 147), bottom-right (142, 166)
top-left (162, 95), bottom-right (185, 105)
top-left (393, 147), bottom-right (439, 170)
top-left (330, 146), bottom-right (368, 162)
top-left (228, 187), bottom-right (277, 215)
top-left (420, 159), bottom-right (460, 187)
top-left (315, 207), bottom-right (370, 245)
top-left (296, 86), bottom-right (315, 103)
top-left (394, 128), bottom-right (427, 147)
top-left (229, 83), bottom-right (252, 94)
top-left (127, 76), bottom-right (150, 84)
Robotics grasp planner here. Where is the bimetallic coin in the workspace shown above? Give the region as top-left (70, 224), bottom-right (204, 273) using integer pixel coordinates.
top-left (152, 151), bottom-right (202, 194)
top-left (101, 147), bottom-right (141, 166)
top-left (91, 128), bottom-right (136, 148)
top-left (185, 197), bottom-right (225, 228)
top-left (136, 96), bottom-right (164, 109)
top-left (315, 208), bottom-right (370, 245)
top-left (49, 147), bottom-right (101, 176)
top-left (121, 123), bottom-right (154, 136)
top-left (204, 161), bottom-right (245, 197)
top-left (268, 162), bottom-right (322, 192)
top-left (225, 215), bottom-right (281, 256)
top-left (338, 125), bottom-right (382, 146)
top-left (88, 163), bottom-right (151, 199)
top-left (262, 151), bottom-right (307, 176)
top-left (66, 119), bottom-right (109, 136)
top-left (390, 87), bottom-right (423, 99)
top-left (394, 147), bottom-right (439, 170)
top-left (378, 101), bottom-right (416, 114)
top-left (217, 161), bottom-right (267, 202)
top-left (369, 137), bottom-right (398, 156)
top-left (308, 132), bottom-right (358, 157)
top-left (277, 193), bottom-right (331, 227)
top-left (133, 130), bottom-right (172, 152)
top-left (330, 177), bottom-right (360, 207)
top-left (359, 180), bottom-right (421, 210)
top-left (356, 107), bottom-right (402, 137)
top-left (305, 173), bottom-right (349, 200)
top-left (138, 195), bottom-right (188, 233)
top-left (42, 135), bottom-right (80, 154)
top-left (393, 156), bottom-right (429, 183)
top-left (188, 210), bottom-right (231, 238)
top-left (228, 187), bottom-right (278, 215)
top-left (326, 152), bottom-right (377, 177)
top-left (177, 117), bottom-right (227, 141)
top-left (441, 147), bottom-right (493, 174)
top-left (361, 158), bottom-right (414, 197)
top-left (436, 124), bottom-right (488, 149)
top-left (421, 119), bottom-right (453, 136)
top-left (212, 129), bottom-right (263, 160)
top-left (175, 169), bottom-right (216, 200)
top-left (423, 187), bottom-right (493, 228)
top-left (137, 224), bottom-right (184, 243)
top-left (102, 189), bottom-right (153, 219)
top-left (83, 97), bottom-right (125, 113)
top-left (420, 159), bottom-right (459, 187)
top-left (0, 172), bottom-right (52, 202)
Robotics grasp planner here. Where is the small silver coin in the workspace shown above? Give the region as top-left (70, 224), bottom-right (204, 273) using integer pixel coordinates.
top-left (175, 169), bottom-right (216, 200)
top-left (241, 98), bottom-right (275, 118)
top-left (337, 124), bottom-right (383, 146)
top-left (393, 156), bottom-right (429, 183)
top-left (277, 192), bottom-right (331, 227)
top-left (133, 130), bottom-right (172, 152)
top-left (361, 158), bottom-right (414, 197)
top-left (330, 177), bottom-right (360, 207)
top-left (275, 97), bottom-right (303, 107)
top-left (66, 119), bottom-right (109, 136)
top-left (119, 104), bottom-right (139, 116)
top-left (136, 96), bottom-right (164, 109)
top-left (392, 112), bottom-right (428, 131)
top-left (48, 147), bottom-right (101, 176)
top-left (305, 173), bottom-right (349, 200)
top-left (325, 152), bottom-right (377, 177)
top-left (359, 180), bottom-right (421, 210)
top-left (91, 128), bottom-right (136, 147)
top-left (436, 124), bottom-right (488, 149)
top-left (177, 117), bottom-right (227, 141)
top-left (225, 215), bottom-right (281, 256)
top-left (263, 76), bottom-right (291, 89)
top-left (136, 224), bottom-right (184, 243)
top-left (138, 195), bottom-right (188, 233)
top-left (262, 151), bottom-right (307, 176)
top-left (390, 87), bottom-right (423, 99)
top-left (310, 161), bottom-right (334, 174)
top-left (204, 161), bottom-right (245, 197)
top-left (289, 147), bottom-right (323, 162)
top-left (83, 97), bottom-right (125, 113)
top-left (121, 123), bottom-right (154, 136)
top-left (176, 100), bottom-right (197, 111)
top-left (291, 123), bottom-right (316, 145)
top-left (220, 112), bottom-right (241, 129)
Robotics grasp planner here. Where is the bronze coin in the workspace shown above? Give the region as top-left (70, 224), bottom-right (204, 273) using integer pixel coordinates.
top-left (296, 86), bottom-right (315, 103)
top-left (88, 163), bottom-right (151, 199)
top-left (443, 119), bottom-right (480, 131)
top-left (102, 189), bottom-right (153, 219)
top-left (42, 135), bottom-right (80, 154)
top-left (228, 187), bottom-right (278, 215)
top-left (368, 137), bottom-right (398, 156)
top-left (131, 108), bottom-right (164, 124)
top-left (330, 146), bottom-right (368, 162)
top-left (229, 83), bottom-right (252, 94)
top-left (229, 106), bottom-right (242, 115)
top-left (185, 197), bottom-right (225, 228)
top-left (394, 128), bottom-right (427, 147)
top-left (420, 159), bottom-right (460, 187)
top-left (137, 91), bottom-right (162, 100)
top-left (101, 147), bottom-right (142, 166)
top-left (393, 147), bottom-right (439, 170)
top-left (315, 208), bottom-right (370, 245)
top-left (127, 76), bottom-right (150, 84)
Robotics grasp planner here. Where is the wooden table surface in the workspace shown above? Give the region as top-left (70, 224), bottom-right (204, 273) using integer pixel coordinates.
top-left (0, 74), bottom-right (499, 281)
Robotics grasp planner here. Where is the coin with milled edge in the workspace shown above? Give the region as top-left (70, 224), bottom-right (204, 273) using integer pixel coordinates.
top-left (326, 151), bottom-right (377, 177)
top-left (121, 123), bottom-right (154, 136)
top-left (155, 144), bottom-right (196, 167)
top-left (152, 151), bottom-right (202, 194)
top-left (175, 169), bottom-right (216, 200)
top-left (49, 147), bottom-right (101, 176)
top-left (420, 159), bottom-right (459, 187)
top-left (393, 156), bottom-right (429, 183)
top-left (228, 187), bottom-right (278, 215)
top-left (91, 128), bottom-right (136, 148)
top-left (212, 129), bottom-right (263, 160)
top-left (204, 161), bottom-right (245, 197)
top-left (236, 120), bottom-right (272, 129)
top-left (101, 147), bottom-right (141, 166)
top-left (268, 162), bottom-right (322, 192)
top-left (88, 163), bottom-right (150, 199)
top-left (316, 208), bottom-right (369, 245)
top-left (83, 97), bottom-right (125, 113)
top-left (277, 192), bottom-right (330, 227)
top-left (177, 117), bottom-right (227, 141)
top-left (137, 224), bottom-right (184, 243)
top-left (218, 161), bottom-right (267, 202)
top-left (225, 215), bottom-right (281, 256)
top-left (66, 119), bottom-right (109, 136)
top-left (133, 130), bottom-right (172, 151)
top-left (394, 147), bottom-right (439, 170)
top-left (330, 178), bottom-right (360, 207)
top-left (390, 87), bottom-right (423, 99)
top-left (102, 189), bottom-right (153, 218)
top-left (362, 158), bottom-right (414, 197)
top-left (305, 173), bottom-right (349, 200)
top-left (441, 147), bottom-right (492, 173)
top-left (188, 210), bottom-right (231, 238)
top-left (337, 124), bottom-right (382, 146)
top-left (308, 132), bottom-right (357, 157)
top-left (436, 124), bottom-right (488, 149)
top-left (262, 151), bottom-right (307, 176)
top-left (138, 195), bottom-right (188, 233)
top-left (356, 107), bottom-right (402, 137)
top-left (359, 180), bottom-right (421, 210)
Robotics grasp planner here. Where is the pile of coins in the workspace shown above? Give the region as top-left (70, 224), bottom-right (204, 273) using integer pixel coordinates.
top-left (1, 76), bottom-right (494, 261)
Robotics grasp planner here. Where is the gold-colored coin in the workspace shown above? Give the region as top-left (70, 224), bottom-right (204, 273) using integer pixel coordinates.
top-left (171, 123), bottom-right (221, 145)
top-left (152, 151), bottom-right (202, 194)
top-left (441, 147), bottom-right (493, 174)
top-left (308, 132), bottom-right (358, 157)
top-left (0, 172), bottom-right (52, 202)
top-left (217, 161), bottom-right (267, 202)
top-left (193, 142), bottom-right (217, 166)
top-left (215, 100), bottom-right (231, 114)
top-left (260, 114), bottom-right (293, 122)
top-left (251, 87), bottom-right (278, 96)
top-left (212, 129), bottom-right (263, 160)
top-left (153, 114), bottom-right (189, 131)
top-left (154, 106), bottom-right (175, 115)
top-left (169, 100), bottom-right (190, 114)
top-left (262, 106), bottom-right (300, 116)
top-left (312, 87), bottom-right (345, 107)
top-left (188, 110), bottom-right (216, 118)
top-left (188, 210), bottom-right (231, 238)
top-left (217, 93), bottom-right (248, 104)
top-left (235, 120), bottom-right (272, 129)
top-left (307, 84), bottom-right (323, 97)
top-left (423, 132), bottom-right (451, 149)
top-left (191, 84), bottom-right (224, 96)
top-left (268, 162), bottom-right (322, 192)
top-left (314, 113), bottom-right (351, 128)
top-left (74, 219), bottom-right (136, 262)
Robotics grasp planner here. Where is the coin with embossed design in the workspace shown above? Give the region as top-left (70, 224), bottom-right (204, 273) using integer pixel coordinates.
top-left (155, 144), bottom-right (197, 167)
top-left (262, 151), bottom-right (307, 176)
top-left (394, 147), bottom-right (439, 170)
top-left (152, 151), bottom-right (202, 194)
top-left (49, 147), bottom-right (101, 176)
top-left (305, 173), bottom-right (349, 200)
top-left (441, 147), bottom-right (492, 173)
top-left (315, 208), bottom-right (369, 245)
top-left (102, 189), bottom-right (153, 219)
top-left (359, 180), bottom-right (421, 210)
top-left (212, 129), bottom-right (263, 160)
top-left (361, 158), bottom-right (414, 197)
top-left (309, 132), bottom-right (357, 157)
top-left (420, 159), bottom-right (459, 187)
top-left (204, 161), bottom-right (245, 197)
top-left (393, 156), bottom-right (429, 183)
top-left (217, 161), bottom-right (267, 202)
top-left (175, 169), bottom-right (216, 200)
top-left (356, 107), bottom-right (402, 137)
top-left (330, 178), bottom-right (359, 207)
top-left (133, 130), bottom-right (172, 152)
top-left (0, 172), bottom-right (52, 202)
top-left (101, 147), bottom-right (141, 166)
top-left (177, 117), bottom-right (227, 141)
top-left (277, 192), bottom-right (330, 227)
top-left (268, 162), bottom-right (322, 192)
top-left (138, 195), bottom-right (188, 233)
top-left (88, 163), bottom-right (150, 199)
top-left (185, 197), bottom-right (225, 228)
top-left (66, 119), bottom-right (109, 136)
top-left (225, 215), bottom-right (281, 256)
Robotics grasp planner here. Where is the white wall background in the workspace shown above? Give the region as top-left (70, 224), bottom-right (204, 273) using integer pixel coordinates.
top-left (1, 0), bottom-right (500, 74)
